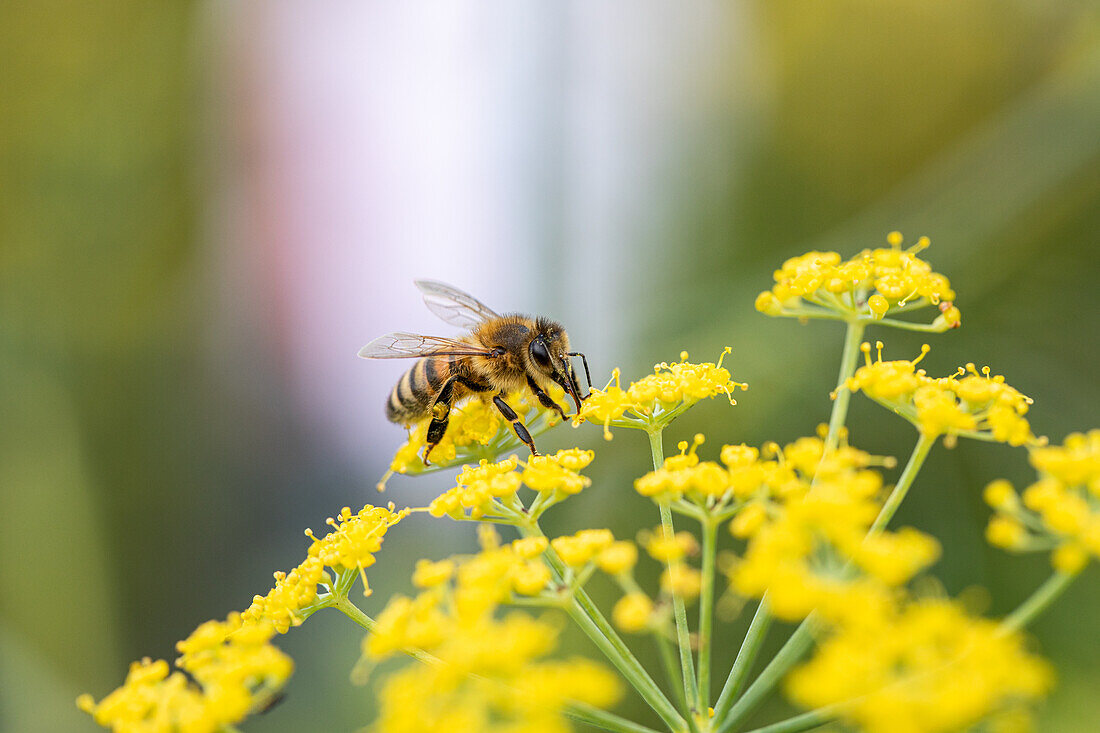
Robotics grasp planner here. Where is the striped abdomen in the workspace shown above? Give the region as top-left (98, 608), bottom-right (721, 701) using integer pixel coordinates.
top-left (386, 356), bottom-right (449, 424)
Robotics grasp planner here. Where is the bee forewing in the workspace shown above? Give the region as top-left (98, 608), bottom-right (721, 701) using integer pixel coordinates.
top-left (358, 332), bottom-right (492, 359)
top-left (415, 279), bottom-right (501, 329)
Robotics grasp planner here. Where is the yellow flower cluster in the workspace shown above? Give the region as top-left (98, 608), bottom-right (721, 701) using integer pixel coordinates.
top-left (755, 232), bottom-right (961, 328)
top-left (635, 432), bottom-right (886, 519)
top-left (371, 630), bottom-right (620, 733)
top-left (428, 456), bottom-right (522, 520)
top-left (305, 503), bottom-right (410, 595)
top-left (723, 436), bottom-right (939, 623)
top-left (523, 448), bottom-right (595, 494)
top-left (732, 496), bottom-right (939, 623)
top-left (786, 597), bottom-right (1053, 733)
top-left (369, 538), bottom-right (556, 659)
top-left (387, 388), bottom-right (565, 479)
top-left (242, 556), bottom-right (325, 633)
top-left (551, 528), bottom-right (614, 567)
top-left (612, 592), bottom-right (655, 633)
top-left (81, 502), bottom-right (408, 732)
top-left (848, 342), bottom-right (1037, 446)
top-left (635, 435), bottom-right (733, 502)
top-left (427, 449), bottom-right (595, 521)
top-left (985, 430), bottom-right (1100, 572)
top-left (365, 528), bottom-right (621, 732)
top-left (78, 615), bottom-right (293, 733)
top-left (546, 527), bottom-right (655, 634)
top-left (577, 350), bottom-right (747, 439)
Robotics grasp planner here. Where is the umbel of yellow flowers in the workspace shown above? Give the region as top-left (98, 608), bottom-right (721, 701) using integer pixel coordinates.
top-left (754, 231), bottom-right (961, 331)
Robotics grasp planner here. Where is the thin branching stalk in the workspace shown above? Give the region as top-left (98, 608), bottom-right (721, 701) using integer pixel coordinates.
top-left (697, 517), bottom-right (719, 713)
top-left (564, 702), bottom-right (665, 733)
top-left (656, 630), bottom-right (690, 716)
top-left (712, 597), bottom-right (772, 720)
top-left (661, 500), bottom-right (701, 722)
top-left (716, 432), bottom-right (937, 731)
top-left (739, 706), bottom-right (836, 733)
top-left (714, 620), bottom-right (817, 733)
top-left (332, 594), bottom-right (375, 632)
top-left (649, 429), bottom-right (701, 721)
top-left (824, 321), bottom-right (866, 454)
top-left (870, 432), bottom-right (935, 535)
top-left (522, 521), bottom-right (687, 732)
top-left (567, 598), bottom-right (687, 732)
top-left (714, 321), bottom-right (866, 733)
top-left (1000, 570), bottom-right (1082, 634)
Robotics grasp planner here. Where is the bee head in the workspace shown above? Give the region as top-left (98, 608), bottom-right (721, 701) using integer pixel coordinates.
top-left (528, 318), bottom-right (584, 414)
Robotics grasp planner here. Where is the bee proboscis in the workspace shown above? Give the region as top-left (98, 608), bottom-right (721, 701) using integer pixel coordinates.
top-left (359, 280), bottom-right (591, 464)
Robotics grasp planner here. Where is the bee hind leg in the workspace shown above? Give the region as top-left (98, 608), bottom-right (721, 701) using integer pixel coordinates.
top-left (423, 378), bottom-right (457, 465)
top-left (492, 393), bottom-right (539, 456)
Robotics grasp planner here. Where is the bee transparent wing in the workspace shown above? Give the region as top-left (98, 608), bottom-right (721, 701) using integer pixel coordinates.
top-left (415, 279), bottom-right (501, 329)
top-left (358, 332), bottom-right (493, 359)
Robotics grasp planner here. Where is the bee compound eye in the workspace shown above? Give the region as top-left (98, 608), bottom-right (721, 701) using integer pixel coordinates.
top-left (529, 339), bottom-right (552, 368)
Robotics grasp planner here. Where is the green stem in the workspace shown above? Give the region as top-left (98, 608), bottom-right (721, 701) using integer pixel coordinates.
top-left (868, 432), bottom-right (935, 535)
top-left (713, 619), bottom-right (817, 733)
top-left (661, 501), bottom-right (700, 719)
top-left (714, 418), bottom-right (933, 732)
top-left (564, 702), bottom-right (663, 733)
top-left (1000, 570), bottom-right (1081, 634)
top-left (872, 317), bottom-right (948, 333)
top-left (332, 594), bottom-right (376, 632)
top-left (823, 321), bottom-right (866, 454)
top-left (697, 518), bottom-right (718, 714)
top-left (524, 518), bottom-right (684, 732)
top-left (567, 597), bottom-right (687, 732)
top-left (711, 322), bottom-right (865, 731)
top-left (656, 630), bottom-right (689, 716)
top-left (739, 707), bottom-right (835, 733)
top-left (778, 310), bottom-right (947, 334)
top-left (649, 429), bottom-right (700, 720)
top-left (648, 426), bottom-right (666, 471)
top-left (331, 595), bottom-right (446, 670)
top-left (712, 598), bottom-right (773, 721)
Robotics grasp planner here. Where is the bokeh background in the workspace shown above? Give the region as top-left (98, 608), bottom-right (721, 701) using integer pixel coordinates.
top-left (2, 1), bottom-right (1098, 731)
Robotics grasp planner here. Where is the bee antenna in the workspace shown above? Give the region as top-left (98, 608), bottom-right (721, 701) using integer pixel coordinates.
top-left (568, 352), bottom-right (592, 392)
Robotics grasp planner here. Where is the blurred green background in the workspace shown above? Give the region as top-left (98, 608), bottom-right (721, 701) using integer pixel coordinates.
top-left (1, 1), bottom-right (1097, 731)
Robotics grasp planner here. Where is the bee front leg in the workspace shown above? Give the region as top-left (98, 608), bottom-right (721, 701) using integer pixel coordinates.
top-left (525, 375), bottom-right (568, 421)
top-left (492, 393), bottom-right (539, 456)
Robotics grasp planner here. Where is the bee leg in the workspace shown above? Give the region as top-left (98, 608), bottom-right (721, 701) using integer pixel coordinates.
top-left (526, 375), bottom-right (568, 421)
top-left (492, 393), bottom-right (539, 456)
top-left (423, 377), bottom-right (457, 465)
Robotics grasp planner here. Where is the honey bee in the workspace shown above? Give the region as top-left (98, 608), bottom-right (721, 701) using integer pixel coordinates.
top-left (359, 280), bottom-right (591, 464)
